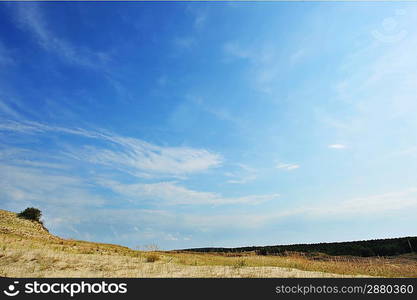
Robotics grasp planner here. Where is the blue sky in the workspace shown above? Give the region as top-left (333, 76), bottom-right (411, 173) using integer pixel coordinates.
top-left (1, 2), bottom-right (417, 250)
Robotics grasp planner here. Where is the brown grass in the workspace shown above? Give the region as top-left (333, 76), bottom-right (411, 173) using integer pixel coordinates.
top-left (167, 251), bottom-right (417, 277)
top-left (1, 209), bottom-right (416, 277)
top-left (145, 253), bottom-right (160, 263)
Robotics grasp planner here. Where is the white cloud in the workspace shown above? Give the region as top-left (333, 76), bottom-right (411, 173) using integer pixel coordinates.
top-left (11, 159), bottom-right (69, 170)
top-left (328, 144), bottom-right (346, 149)
top-left (225, 164), bottom-right (258, 184)
top-left (187, 5), bottom-right (208, 29)
top-left (11, 4), bottom-right (137, 105)
top-left (194, 14), bottom-right (207, 29)
top-left (165, 233), bottom-right (179, 241)
top-left (0, 99), bottom-right (22, 119)
top-left (226, 176), bottom-right (257, 184)
top-left (276, 163), bottom-right (300, 171)
top-left (100, 180), bottom-right (279, 206)
top-left (14, 3), bottom-right (108, 68)
top-left (185, 5), bottom-right (208, 30)
top-left (222, 41), bottom-right (287, 94)
top-left (69, 140), bottom-right (222, 178)
top-left (0, 119), bottom-right (223, 177)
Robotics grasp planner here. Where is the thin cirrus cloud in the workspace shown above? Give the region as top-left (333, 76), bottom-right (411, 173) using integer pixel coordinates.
top-left (225, 164), bottom-right (258, 184)
top-left (0, 99), bottom-right (22, 119)
top-left (0, 119), bottom-right (223, 178)
top-left (11, 3), bottom-right (143, 107)
top-left (66, 137), bottom-right (223, 178)
top-left (276, 163), bottom-right (300, 171)
top-left (14, 3), bottom-right (109, 68)
top-left (223, 41), bottom-right (302, 94)
top-left (328, 144), bottom-right (346, 149)
top-left (99, 180), bottom-right (279, 206)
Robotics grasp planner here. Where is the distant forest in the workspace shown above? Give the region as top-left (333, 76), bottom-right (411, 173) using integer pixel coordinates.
top-left (181, 237), bottom-right (417, 257)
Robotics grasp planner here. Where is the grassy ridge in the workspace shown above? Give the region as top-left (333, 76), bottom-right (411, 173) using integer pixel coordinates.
top-left (181, 237), bottom-right (417, 257)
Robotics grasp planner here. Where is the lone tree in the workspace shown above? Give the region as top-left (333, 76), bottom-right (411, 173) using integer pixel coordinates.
top-left (17, 207), bottom-right (42, 223)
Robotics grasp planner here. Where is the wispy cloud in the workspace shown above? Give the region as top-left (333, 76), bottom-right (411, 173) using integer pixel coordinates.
top-left (223, 41), bottom-right (302, 94)
top-left (68, 143), bottom-right (222, 178)
top-left (99, 180), bottom-right (279, 206)
top-left (0, 119), bottom-right (222, 178)
top-left (14, 3), bottom-right (108, 68)
top-left (185, 5), bottom-right (208, 30)
top-left (11, 159), bottom-right (69, 170)
top-left (171, 6), bottom-right (208, 53)
top-left (225, 164), bottom-right (258, 184)
top-left (0, 99), bottom-right (22, 119)
top-left (276, 162), bottom-right (300, 171)
top-left (224, 41), bottom-right (278, 93)
top-left (328, 144), bottom-right (346, 149)
top-left (191, 96), bottom-right (243, 127)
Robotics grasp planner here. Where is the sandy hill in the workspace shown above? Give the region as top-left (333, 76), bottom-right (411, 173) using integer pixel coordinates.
top-left (0, 209), bottom-right (131, 255)
top-left (1, 209), bottom-right (56, 241)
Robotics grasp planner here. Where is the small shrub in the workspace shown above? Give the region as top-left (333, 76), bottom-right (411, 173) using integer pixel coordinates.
top-left (17, 207), bottom-right (42, 223)
top-left (145, 253), bottom-right (160, 263)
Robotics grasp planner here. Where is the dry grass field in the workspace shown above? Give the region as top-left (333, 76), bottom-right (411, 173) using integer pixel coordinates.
top-left (1, 209), bottom-right (416, 278)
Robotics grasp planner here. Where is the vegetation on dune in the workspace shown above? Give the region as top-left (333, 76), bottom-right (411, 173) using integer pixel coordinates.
top-left (1, 208), bottom-right (417, 277)
top-left (145, 253), bottom-right (161, 263)
top-left (17, 207), bottom-right (42, 223)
